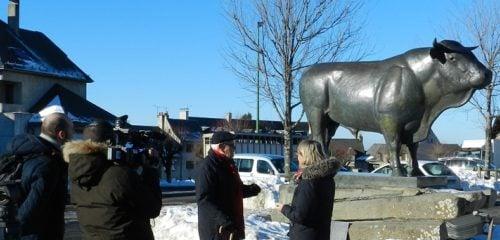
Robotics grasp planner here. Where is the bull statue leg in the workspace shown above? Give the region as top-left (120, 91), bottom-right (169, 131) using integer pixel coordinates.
top-left (306, 107), bottom-right (339, 155)
top-left (406, 141), bottom-right (424, 176)
top-left (380, 118), bottom-right (405, 176)
top-left (383, 135), bottom-right (404, 176)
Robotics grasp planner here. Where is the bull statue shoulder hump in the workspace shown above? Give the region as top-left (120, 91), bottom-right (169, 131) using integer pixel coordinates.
top-left (300, 39), bottom-right (492, 176)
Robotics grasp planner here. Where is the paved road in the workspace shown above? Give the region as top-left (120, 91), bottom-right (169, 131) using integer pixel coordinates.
top-left (64, 192), bottom-right (195, 239)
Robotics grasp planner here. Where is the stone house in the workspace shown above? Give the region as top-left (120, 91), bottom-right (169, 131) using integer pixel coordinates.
top-left (0, 0), bottom-right (114, 152)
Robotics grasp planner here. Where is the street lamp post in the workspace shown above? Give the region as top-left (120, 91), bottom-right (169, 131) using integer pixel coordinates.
top-left (256, 21), bottom-right (263, 133)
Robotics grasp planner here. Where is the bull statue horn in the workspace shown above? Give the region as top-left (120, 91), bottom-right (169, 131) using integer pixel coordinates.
top-left (433, 38), bottom-right (444, 50)
top-left (466, 45), bottom-right (479, 51)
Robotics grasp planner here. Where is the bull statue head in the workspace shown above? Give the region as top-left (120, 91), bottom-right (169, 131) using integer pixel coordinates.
top-left (430, 39), bottom-right (491, 89)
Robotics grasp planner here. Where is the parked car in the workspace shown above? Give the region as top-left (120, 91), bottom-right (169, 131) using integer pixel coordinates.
top-left (439, 157), bottom-right (496, 171)
top-left (371, 160), bottom-right (462, 190)
top-left (354, 155), bottom-right (375, 172)
top-left (233, 153), bottom-right (299, 181)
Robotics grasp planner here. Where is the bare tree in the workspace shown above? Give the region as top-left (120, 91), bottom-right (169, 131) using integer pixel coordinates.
top-left (216, 114), bottom-right (254, 132)
top-left (450, 0), bottom-right (499, 177)
top-left (226, 0), bottom-right (366, 178)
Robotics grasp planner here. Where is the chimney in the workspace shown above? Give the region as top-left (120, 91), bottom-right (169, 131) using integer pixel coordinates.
top-left (225, 112), bottom-right (232, 122)
top-left (179, 108), bottom-right (189, 120)
top-left (8, 0), bottom-right (19, 34)
top-left (157, 112), bottom-right (169, 130)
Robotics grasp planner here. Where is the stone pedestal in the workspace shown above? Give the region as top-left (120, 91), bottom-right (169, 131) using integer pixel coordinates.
top-left (276, 173), bottom-right (496, 240)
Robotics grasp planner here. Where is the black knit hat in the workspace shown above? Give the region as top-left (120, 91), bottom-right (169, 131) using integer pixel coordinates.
top-left (211, 131), bottom-right (235, 144)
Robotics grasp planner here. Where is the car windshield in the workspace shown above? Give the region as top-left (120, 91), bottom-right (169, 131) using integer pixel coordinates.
top-left (374, 165), bottom-right (409, 176)
top-left (422, 163), bottom-right (454, 176)
top-left (443, 159), bottom-right (478, 170)
top-left (270, 157), bottom-right (298, 173)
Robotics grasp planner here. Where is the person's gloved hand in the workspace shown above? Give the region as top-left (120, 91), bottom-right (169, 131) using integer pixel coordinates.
top-left (249, 183), bottom-right (261, 195)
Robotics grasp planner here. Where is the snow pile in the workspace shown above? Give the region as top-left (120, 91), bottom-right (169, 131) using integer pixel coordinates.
top-left (152, 205), bottom-right (198, 240)
top-left (159, 179), bottom-right (195, 188)
top-left (241, 177), bottom-right (284, 209)
top-left (245, 214), bottom-right (289, 240)
top-left (152, 205), bottom-right (289, 240)
top-left (452, 169), bottom-right (500, 192)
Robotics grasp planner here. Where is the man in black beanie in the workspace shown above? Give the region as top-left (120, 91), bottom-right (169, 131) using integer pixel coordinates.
top-left (196, 131), bottom-right (261, 240)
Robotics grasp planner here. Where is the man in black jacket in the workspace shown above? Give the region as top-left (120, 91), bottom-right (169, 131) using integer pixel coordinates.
top-left (64, 121), bottom-right (161, 240)
top-left (196, 131), bottom-right (261, 240)
top-left (5, 112), bottom-right (72, 240)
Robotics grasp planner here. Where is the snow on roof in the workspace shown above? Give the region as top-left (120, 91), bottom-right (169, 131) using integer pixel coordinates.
top-left (462, 139), bottom-right (485, 149)
top-left (29, 96), bottom-right (65, 122)
top-left (0, 20), bottom-right (92, 82)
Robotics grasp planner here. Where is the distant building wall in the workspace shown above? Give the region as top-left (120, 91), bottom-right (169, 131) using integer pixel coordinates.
top-left (0, 112), bottom-right (32, 153)
top-left (0, 113), bottom-right (14, 153)
top-left (202, 132), bottom-right (305, 158)
top-left (1, 71), bottom-right (86, 112)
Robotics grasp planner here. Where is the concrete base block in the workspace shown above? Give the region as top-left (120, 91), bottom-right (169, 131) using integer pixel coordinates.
top-left (333, 193), bottom-right (466, 221)
top-left (348, 220), bottom-right (447, 240)
top-left (482, 188), bottom-right (497, 208)
top-left (335, 172), bottom-right (447, 189)
top-left (268, 209), bottom-right (289, 223)
top-left (335, 187), bottom-right (422, 201)
top-left (454, 191), bottom-right (487, 213)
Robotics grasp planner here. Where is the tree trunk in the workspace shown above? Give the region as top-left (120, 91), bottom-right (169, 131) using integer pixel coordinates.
top-left (283, 125), bottom-right (292, 180)
top-left (484, 84), bottom-right (493, 178)
top-left (283, 57), bottom-right (293, 180)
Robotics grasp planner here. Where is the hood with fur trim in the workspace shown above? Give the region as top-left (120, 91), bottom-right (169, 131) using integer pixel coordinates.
top-left (63, 140), bottom-right (107, 163)
top-left (63, 140), bottom-right (109, 187)
top-left (301, 158), bottom-right (341, 180)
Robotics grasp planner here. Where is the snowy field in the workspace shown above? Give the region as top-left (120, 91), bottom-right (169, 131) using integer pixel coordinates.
top-left (151, 170), bottom-right (500, 240)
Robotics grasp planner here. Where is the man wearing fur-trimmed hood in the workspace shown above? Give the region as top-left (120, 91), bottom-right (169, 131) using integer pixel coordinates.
top-left (63, 121), bottom-right (161, 240)
top-left (278, 140), bottom-right (340, 240)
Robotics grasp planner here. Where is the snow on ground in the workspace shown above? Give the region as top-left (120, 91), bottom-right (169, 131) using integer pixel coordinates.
top-left (451, 168), bottom-right (500, 192)
top-left (453, 169), bottom-right (500, 192)
top-left (159, 178), bottom-right (195, 188)
top-left (241, 176), bottom-right (283, 209)
top-left (152, 168), bottom-right (500, 240)
top-left (152, 204), bottom-right (289, 240)
top-left (153, 176), bottom-right (288, 239)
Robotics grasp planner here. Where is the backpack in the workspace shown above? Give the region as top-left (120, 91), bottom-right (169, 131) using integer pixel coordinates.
top-left (0, 152), bottom-right (48, 204)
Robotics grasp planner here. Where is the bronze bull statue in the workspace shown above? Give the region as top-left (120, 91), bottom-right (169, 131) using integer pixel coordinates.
top-left (300, 39), bottom-right (492, 176)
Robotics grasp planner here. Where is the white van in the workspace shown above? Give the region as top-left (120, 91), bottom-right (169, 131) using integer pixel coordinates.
top-left (233, 153), bottom-right (298, 181)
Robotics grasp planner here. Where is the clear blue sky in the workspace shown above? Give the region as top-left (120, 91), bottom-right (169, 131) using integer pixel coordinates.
top-left (0, 0), bottom-right (492, 148)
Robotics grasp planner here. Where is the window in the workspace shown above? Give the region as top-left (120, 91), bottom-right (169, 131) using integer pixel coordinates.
top-left (0, 81), bottom-right (21, 104)
top-left (375, 165), bottom-right (409, 175)
top-left (186, 161), bottom-right (195, 169)
top-left (235, 158), bottom-right (253, 172)
top-left (268, 157), bottom-right (299, 173)
top-left (185, 143), bottom-right (193, 152)
top-left (257, 160), bottom-right (273, 174)
top-left (422, 163), bottom-right (453, 176)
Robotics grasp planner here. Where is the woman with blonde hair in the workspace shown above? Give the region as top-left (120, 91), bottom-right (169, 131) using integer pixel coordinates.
top-left (278, 139), bottom-right (340, 240)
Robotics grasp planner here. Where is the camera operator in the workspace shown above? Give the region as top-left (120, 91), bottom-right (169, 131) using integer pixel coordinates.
top-left (63, 120), bottom-right (161, 240)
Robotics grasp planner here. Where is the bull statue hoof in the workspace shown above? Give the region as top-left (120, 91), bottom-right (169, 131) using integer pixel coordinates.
top-left (300, 39), bottom-right (492, 178)
top-left (410, 168), bottom-right (425, 177)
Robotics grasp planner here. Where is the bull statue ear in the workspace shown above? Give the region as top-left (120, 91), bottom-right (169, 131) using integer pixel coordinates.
top-left (430, 38), bottom-right (446, 64)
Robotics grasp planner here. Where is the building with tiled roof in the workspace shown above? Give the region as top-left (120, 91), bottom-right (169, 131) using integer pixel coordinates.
top-left (0, 1), bottom-right (113, 153)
